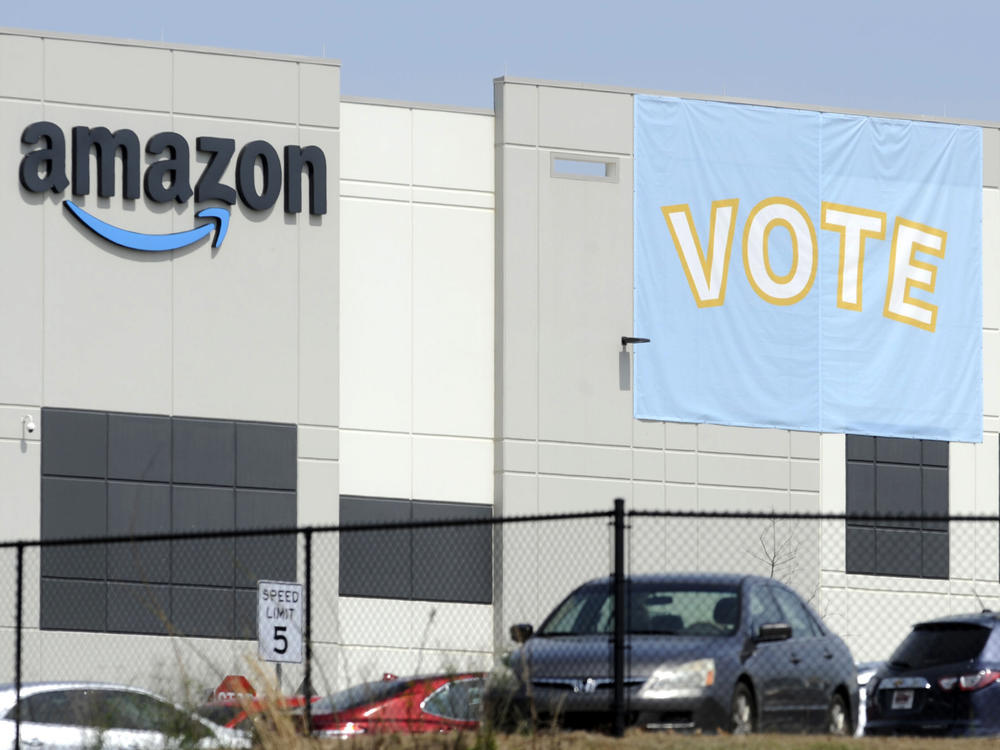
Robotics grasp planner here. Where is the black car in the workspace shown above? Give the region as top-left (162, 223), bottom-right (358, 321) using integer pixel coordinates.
top-left (487, 573), bottom-right (857, 734)
top-left (864, 611), bottom-right (1000, 737)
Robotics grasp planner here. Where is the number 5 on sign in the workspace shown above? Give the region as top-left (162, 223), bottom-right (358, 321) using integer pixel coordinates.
top-left (257, 580), bottom-right (304, 663)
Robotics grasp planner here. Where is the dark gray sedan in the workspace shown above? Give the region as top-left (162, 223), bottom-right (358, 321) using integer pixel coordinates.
top-left (487, 573), bottom-right (857, 734)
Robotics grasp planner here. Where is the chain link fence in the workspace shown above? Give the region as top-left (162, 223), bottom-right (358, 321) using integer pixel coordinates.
top-left (1, 502), bottom-right (999, 738)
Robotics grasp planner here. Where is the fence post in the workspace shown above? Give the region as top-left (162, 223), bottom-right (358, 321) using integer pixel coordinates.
top-left (612, 498), bottom-right (625, 737)
top-left (14, 542), bottom-right (23, 750)
top-left (303, 528), bottom-right (313, 735)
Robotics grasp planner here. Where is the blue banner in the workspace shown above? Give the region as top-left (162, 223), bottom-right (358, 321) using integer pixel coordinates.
top-left (634, 96), bottom-right (982, 442)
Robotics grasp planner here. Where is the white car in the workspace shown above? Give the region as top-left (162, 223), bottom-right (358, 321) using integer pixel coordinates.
top-left (0, 682), bottom-right (250, 750)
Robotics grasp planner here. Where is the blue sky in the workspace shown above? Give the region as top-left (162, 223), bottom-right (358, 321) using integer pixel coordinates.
top-left (5, 0), bottom-right (999, 121)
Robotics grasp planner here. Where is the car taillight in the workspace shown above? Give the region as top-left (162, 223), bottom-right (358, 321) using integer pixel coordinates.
top-left (937, 670), bottom-right (1000, 691)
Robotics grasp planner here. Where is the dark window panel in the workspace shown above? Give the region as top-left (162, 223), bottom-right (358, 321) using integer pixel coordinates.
top-left (876, 437), bottom-right (922, 465)
top-left (235, 489), bottom-right (297, 588)
top-left (922, 466), bottom-right (949, 531)
top-left (172, 586), bottom-right (234, 639)
top-left (339, 496), bottom-right (411, 599)
top-left (235, 588), bottom-right (257, 641)
top-left (173, 418), bottom-right (235, 486)
top-left (236, 422), bottom-right (296, 490)
top-left (107, 482), bottom-right (171, 583)
top-left (172, 486), bottom-right (235, 587)
top-left (875, 528), bottom-right (923, 577)
top-left (41, 408), bottom-right (107, 479)
top-left (846, 434), bottom-right (875, 462)
top-left (922, 440), bottom-right (948, 467)
top-left (922, 531), bottom-right (949, 579)
top-left (40, 477), bottom-right (107, 580)
top-left (845, 526), bottom-right (875, 575)
top-left (107, 582), bottom-right (171, 635)
top-left (40, 579), bottom-right (106, 631)
top-left (108, 413), bottom-right (171, 482)
top-left (846, 463), bottom-right (875, 516)
top-left (875, 464), bottom-right (922, 528)
top-left (412, 501), bottom-right (492, 604)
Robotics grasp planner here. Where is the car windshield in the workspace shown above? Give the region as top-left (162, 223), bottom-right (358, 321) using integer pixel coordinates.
top-left (889, 623), bottom-right (992, 669)
top-left (312, 680), bottom-right (411, 714)
top-left (537, 581), bottom-right (740, 637)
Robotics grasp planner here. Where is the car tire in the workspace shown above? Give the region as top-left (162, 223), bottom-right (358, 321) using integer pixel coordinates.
top-left (729, 682), bottom-right (756, 735)
top-left (826, 692), bottom-right (849, 736)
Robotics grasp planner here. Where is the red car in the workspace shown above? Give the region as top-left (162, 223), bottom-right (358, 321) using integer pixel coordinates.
top-left (198, 694), bottom-right (317, 732)
top-left (309, 673), bottom-right (485, 736)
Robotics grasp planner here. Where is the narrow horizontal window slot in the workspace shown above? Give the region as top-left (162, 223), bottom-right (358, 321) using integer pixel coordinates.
top-left (550, 153), bottom-right (619, 182)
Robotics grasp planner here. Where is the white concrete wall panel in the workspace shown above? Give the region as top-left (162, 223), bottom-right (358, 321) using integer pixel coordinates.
top-left (537, 442), bottom-right (632, 480)
top-left (633, 419), bottom-right (665, 450)
top-left (297, 459), bottom-right (340, 526)
top-left (173, 52), bottom-right (299, 123)
top-left (299, 128), bottom-right (340, 427)
top-left (300, 64), bottom-right (341, 128)
top-left (412, 436), bottom-right (493, 504)
top-left (339, 429), bottom-right (411, 499)
top-left (698, 454), bottom-right (791, 491)
top-left (412, 109), bottom-right (493, 191)
top-left (498, 146), bottom-right (540, 440)
top-left (43, 39), bottom-right (171, 112)
top-left (340, 103), bottom-right (411, 184)
top-left (983, 128), bottom-right (999, 189)
top-left (497, 83), bottom-right (538, 147)
top-left (1, 101), bottom-right (44, 407)
top-left (42, 106), bottom-right (175, 414)
top-left (339, 198), bottom-right (412, 432)
top-left (411, 203), bottom-right (493, 438)
top-left (0, 438), bottom-right (40, 542)
top-left (0, 33), bottom-right (42, 99)
top-left (537, 87), bottom-right (633, 154)
top-left (537, 154), bottom-right (633, 446)
top-left (501, 439), bottom-right (537, 475)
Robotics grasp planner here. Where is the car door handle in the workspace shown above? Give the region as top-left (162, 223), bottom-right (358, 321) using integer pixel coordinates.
top-left (823, 651), bottom-right (834, 660)
top-left (790, 654), bottom-right (802, 664)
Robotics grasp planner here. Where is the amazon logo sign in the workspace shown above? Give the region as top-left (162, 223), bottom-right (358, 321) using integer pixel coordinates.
top-left (19, 122), bottom-right (327, 252)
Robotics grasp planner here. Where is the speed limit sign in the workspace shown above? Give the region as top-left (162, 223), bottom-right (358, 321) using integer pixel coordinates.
top-left (257, 580), bottom-right (304, 663)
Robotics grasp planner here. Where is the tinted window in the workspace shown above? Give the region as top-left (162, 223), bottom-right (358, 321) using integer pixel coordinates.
top-left (890, 623), bottom-right (991, 668)
top-left (313, 680), bottom-right (411, 714)
top-left (770, 587), bottom-right (822, 638)
top-left (421, 678), bottom-right (484, 721)
top-left (537, 581), bottom-right (740, 636)
top-left (13, 690), bottom-right (91, 725)
top-left (748, 584), bottom-right (783, 634)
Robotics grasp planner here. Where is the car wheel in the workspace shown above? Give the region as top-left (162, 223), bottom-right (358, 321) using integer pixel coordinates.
top-left (826, 692), bottom-right (849, 736)
top-left (729, 682), bottom-right (756, 735)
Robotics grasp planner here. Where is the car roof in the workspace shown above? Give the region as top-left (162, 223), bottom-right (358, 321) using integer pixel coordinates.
top-left (912, 611), bottom-right (1000, 628)
top-left (0, 682), bottom-right (165, 716)
top-left (578, 572), bottom-right (764, 588)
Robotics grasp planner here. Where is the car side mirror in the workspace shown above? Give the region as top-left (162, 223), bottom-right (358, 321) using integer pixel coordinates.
top-left (510, 623), bottom-right (534, 643)
top-left (754, 622), bottom-right (792, 642)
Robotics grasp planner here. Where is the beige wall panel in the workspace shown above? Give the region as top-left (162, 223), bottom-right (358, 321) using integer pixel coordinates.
top-left (949, 441), bottom-right (976, 515)
top-left (299, 426), bottom-right (339, 461)
top-left (298, 128), bottom-right (339, 427)
top-left (538, 442), bottom-right (632, 480)
top-left (664, 483), bottom-right (698, 510)
top-left (790, 459), bottom-right (820, 492)
top-left (171, 119), bottom-right (301, 422)
top-left (537, 155), bottom-right (633, 446)
top-left (985, 334), bottom-right (1000, 422)
top-left (983, 188), bottom-right (1000, 330)
top-left (698, 424), bottom-right (789, 456)
top-left (498, 83), bottom-right (538, 147)
top-left (1, 100), bottom-right (44, 406)
top-left (820, 434), bottom-right (846, 514)
top-left (412, 435), bottom-right (493, 504)
top-left (299, 64), bottom-right (340, 128)
top-left (846, 590), bottom-right (951, 662)
top-left (43, 39), bottom-right (170, 111)
top-left (697, 485), bottom-right (794, 512)
top-left (339, 198), bottom-right (412, 432)
top-left (42, 107), bottom-right (174, 414)
top-left (501, 440), bottom-right (537, 474)
top-left (633, 419), bottom-right (665, 449)
top-left (0, 406), bottom-right (40, 441)
top-left (665, 422), bottom-right (697, 450)
top-left (665, 450), bottom-right (697, 484)
top-left (411, 186), bottom-right (494, 209)
top-left (415, 601), bottom-right (493, 653)
top-left (631, 481), bottom-right (665, 511)
top-left (633, 448), bottom-right (665, 482)
top-left (412, 204), bottom-right (493, 438)
top-left (0, 438), bottom-right (40, 542)
top-left (500, 472), bottom-right (538, 516)
top-left (412, 110), bottom-right (493, 192)
top-left (297, 458), bottom-right (339, 526)
top-left (339, 597), bottom-right (414, 648)
top-left (698, 453), bottom-right (790, 490)
top-left (498, 146), bottom-right (539, 440)
top-left (537, 475), bottom-right (629, 513)
top-left (173, 52), bottom-right (298, 123)
top-left (339, 647), bottom-right (422, 685)
top-left (0, 34), bottom-right (42, 99)
top-left (537, 87), bottom-right (633, 154)
top-left (308, 532), bottom-right (340, 644)
top-left (340, 103), bottom-right (411, 184)
top-left (338, 429), bottom-right (411, 499)
top-left (790, 431), bottom-right (820, 459)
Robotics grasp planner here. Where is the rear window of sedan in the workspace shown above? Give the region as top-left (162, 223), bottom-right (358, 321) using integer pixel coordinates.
top-left (890, 623), bottom-right (992, 668)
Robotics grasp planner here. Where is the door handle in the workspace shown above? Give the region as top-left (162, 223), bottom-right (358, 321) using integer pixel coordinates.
top-left (824, 651), bottom-right (834, 660)
top-left (790, 653), bottom-right (802, 665)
